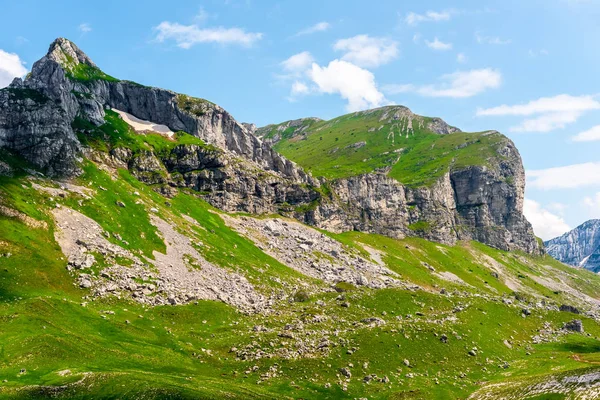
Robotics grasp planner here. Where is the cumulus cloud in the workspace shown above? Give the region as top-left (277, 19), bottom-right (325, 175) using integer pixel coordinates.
top-left (78, 23), bottom-right (92, 33)
top-left (405, 10), bottom-right (452, 26)
top-left (154, 22), bottom-right (262, 48)
top-left (281, 51), bottom-right (314, 73)
top-left (0, 49), bottom-right (28, 88)
top-left (295, 22), bottom-right (330, 36)
top-left (383, 68), bottom-right (501, 98)
top-left (333, 35), bottom-right (398, 68)
top-left (477, 94), bottom-right (600, 132)
top-left (425, 37), bottom-right (453, 51)
top-left (309, 59), bottom-right (387, 112)
top-left (475, 32), bottom-right (511, 45)
top-left (572, 125), bottom-right (600, 142)
top-left (527, 162), bottom-right (600, 190)
top-left (523, 198), bottom-right (571, 240)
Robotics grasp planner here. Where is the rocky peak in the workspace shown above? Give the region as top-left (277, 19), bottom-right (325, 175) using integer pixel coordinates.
top-left (546, 219), bottom-right (600, 271)
top-left (46, 37), bottom-right (97, 70)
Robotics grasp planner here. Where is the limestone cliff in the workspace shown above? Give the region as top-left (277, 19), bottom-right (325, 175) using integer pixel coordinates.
top-left (0, 38), bottom-right (542, 255)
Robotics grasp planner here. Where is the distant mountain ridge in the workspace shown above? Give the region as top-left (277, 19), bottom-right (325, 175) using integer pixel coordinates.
top-left (545, 219), bottom-right (600, 272)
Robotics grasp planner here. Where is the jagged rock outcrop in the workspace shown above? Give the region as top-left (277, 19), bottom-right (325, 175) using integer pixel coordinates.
top-left (0, 38), bottom-right (542, 255)
top-left (1, 38), bottom-right (311, 183)
top-left (545, 220), bottom-right (600, 271)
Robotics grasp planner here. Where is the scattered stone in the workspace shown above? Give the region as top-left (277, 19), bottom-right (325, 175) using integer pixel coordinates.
top-left (559, 304), bottom-right (581, 314)
top-left (564, 319), bottom-right (584, 333)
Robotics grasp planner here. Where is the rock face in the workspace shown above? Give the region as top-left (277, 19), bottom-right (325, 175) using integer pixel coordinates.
top-left (297, 153), bottom-right (539, 254)
top-left (0, 38), bottom-right (310, 183)
top-left (0, 38), bottom-right (542, 255)
top-left (545, 220), bottom-right (600, 272)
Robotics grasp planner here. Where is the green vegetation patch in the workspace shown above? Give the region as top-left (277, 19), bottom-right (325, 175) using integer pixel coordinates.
top-left (66, 62), bottom-right (118, 83)
top-left (270, 107), bottom-right (507, 187)
top-left (176, 94), bottom-right (214, 117)
top-left (2, 88), bottom-right (49, 104)
top-left (73, 109), bottom-right (213, 155)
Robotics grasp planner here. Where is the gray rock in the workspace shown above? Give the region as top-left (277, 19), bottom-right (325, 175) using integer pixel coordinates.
top-left (546, 220), bottom-right (600, 272)
top-left (564, 320), bottom-right (584, 333)
top-left (559, 304), bottom-right (581, 314)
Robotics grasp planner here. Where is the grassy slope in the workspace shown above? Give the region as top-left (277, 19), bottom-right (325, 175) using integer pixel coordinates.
top-left (268, 107), bottom-right (506, 187)
top-left (1, 155), bottom-right (600, 399)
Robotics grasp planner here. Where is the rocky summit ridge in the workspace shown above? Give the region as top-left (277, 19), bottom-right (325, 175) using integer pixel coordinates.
top-left (546, 219), bottom-right (600, 272)
top-left (0, 38), bottom-right (541, 254)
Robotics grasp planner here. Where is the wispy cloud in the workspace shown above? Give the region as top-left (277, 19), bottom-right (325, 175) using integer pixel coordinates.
top-left (0, 49), bottom-right (28, 88)
top-left (78, 23), bottom-right (92, 34)
top-left (383, 68), bottom-right (501, 98)
top-left (425, 37), bottom-right (452, 51)
top-left (295, 21), bottom-right (330, 36)
top-left (456, 52), bottom-right (467, 63)
top-left (405, 10), bottom-right (452, 26)
top-left (333, 35), bottom-right (398, 68)
top-left (477, 94), bottom-right (600, 132)
top-left (583, 192), bottom-right (600, 219)
top-left (572, 125), bottom-right (600, 142)
top-left (475, 32), bottom-right (510, 45)
top-left (154, 22), bottom-right (263, 48)
top-left (527, 161), bottom-right (600, 189)
top-left (281, 51), bottom-right (314, 73)
top-left (528, 49), bottom-right (549, 58)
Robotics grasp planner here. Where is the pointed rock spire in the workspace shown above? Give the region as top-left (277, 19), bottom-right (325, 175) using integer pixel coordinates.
top-left (46, 37), bottom-right (97, 71)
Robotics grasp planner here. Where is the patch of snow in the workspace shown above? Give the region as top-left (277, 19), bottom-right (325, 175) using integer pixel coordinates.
top-left (113, 109), bottom-right (174, 138)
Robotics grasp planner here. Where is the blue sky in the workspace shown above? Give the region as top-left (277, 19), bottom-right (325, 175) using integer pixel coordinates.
top-left (1, 0), bottom-right (599, 240)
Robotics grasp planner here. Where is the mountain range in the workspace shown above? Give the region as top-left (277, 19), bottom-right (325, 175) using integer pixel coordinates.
top-left (0, 38), bottom-right (600, 399)
top-left (546, 219), bottom-right (600, 272)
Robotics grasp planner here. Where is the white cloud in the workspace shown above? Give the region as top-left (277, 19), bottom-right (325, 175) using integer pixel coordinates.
top-left (290, 81), bottom-right (309, 96)
top-left (309, 59), bottom-right (387, 112)
top-left (583, 192), bottom-right (600, 218)
top-left (523, 198), bottom-right (571, 240)
top-left (333, 35), bottom-right (398, 68)
top-left (78, 23), bottom-right (92, 33)
top-left (281, 51), bottom-right (314, 73)
top-left (405, 10), bottom-right (452, 26)
top-left (572, 125), bottom-right (600, 142)
top-left (296, 22), bottom-right (330, 36)
top-left (383, 68), bottom-right (501, 98)
top-left (548, 202), bottom-right (568, 215)
top-left (194, 7), bottom-right (210, 23)
top-left (477, 94), bottom-right (600, 133)
top-left (425, 37), bottom-right (452, 51)
top-left (528, 49), bottom-right (549, 58)
top-left (456, 52), bottom-right (467, 63)
top-left (527, 162), bottom-right (600, 190)
top-left (0, 49), bottom-right (28, 88)
top-left (154, 22), bottom-right (262, 48)
top-left (475, 32), bottom-right (511, 45)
